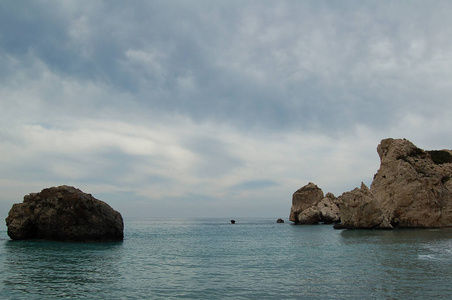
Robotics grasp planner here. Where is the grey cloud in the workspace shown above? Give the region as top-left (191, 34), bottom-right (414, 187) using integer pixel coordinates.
top-left (183, 135), bottom-right (243, 179)
top-left (2, 1), bottom-right (452, 133)
top-left (229, 179), bottom-right (278, 191)
top-left (2, 1), bottom-right (452, 218)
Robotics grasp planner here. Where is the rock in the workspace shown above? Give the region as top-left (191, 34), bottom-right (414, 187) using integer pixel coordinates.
top-left (336, 183), bottom-right (392, 229)
top-left (230, 220), bottom-right (236, 224)
top-left (297, 206), bottom-right (322, 224)
top-left (336, 138), bottom-right (452, 229)
top-left (289, 182), bottom-right (340, 224)
top-left (317, 193), bottom-right (340, 224)
top-left (289, 182), bottom-right (323, 224)
top-left (5, 185), bottom-right (124, 242)
top-left (277, 218), bottom-right (284, 223)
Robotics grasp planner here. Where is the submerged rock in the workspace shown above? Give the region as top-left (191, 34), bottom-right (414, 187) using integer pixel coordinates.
top-left (5, 185), bottom-right (124, 242)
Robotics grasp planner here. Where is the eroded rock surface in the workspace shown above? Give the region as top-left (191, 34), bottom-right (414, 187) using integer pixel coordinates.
top-left (6, 185), bottom-right (124, 242)
top-left (336, 138), bottom-right (452, 229)
top-left (335, 183), bottom-right (392, 229)
top-left (289, 182), bottom-right (340, 224)
top-left (317, 193), bottom-right (340, 224)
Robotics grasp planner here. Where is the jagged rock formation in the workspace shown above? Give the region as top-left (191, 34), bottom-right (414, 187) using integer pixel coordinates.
top-left (6, 185), bottom-right (124, 242)
top-left (335, 138), bottom-right (452, 229)
top-left (289, 182), bottom-right (340, 224)
top-left (317, 192), bottom-right (340, 224)
top-left (335, 183), bottom-right (392, 229)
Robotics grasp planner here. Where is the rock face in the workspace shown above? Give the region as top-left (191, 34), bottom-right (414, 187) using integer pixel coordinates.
top-left (317, 193), bottom-right (340, 224)
top-left (289, 182), bottom-right (340, 224)
top-left (336, 138), bottom-right (452, 229)
top-left (335, 183), bottom-right (392, 229)
top-left (6, 186), bottom-right (124, 242)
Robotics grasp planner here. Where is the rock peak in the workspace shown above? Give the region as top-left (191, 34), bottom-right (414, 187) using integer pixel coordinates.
top-left (290, 138), bottom-right (452, 229)
top-left (338, 138), bottom-right (452, 229)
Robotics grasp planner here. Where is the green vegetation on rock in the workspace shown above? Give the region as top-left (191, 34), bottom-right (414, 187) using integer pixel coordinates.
top-left (427, 150), bottom-right (452, 165)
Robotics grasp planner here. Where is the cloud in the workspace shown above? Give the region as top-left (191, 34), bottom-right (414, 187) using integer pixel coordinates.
top-left (229, 179), bottom-right (278, 191)
top-left (1, 1), bottom-right (452, 218)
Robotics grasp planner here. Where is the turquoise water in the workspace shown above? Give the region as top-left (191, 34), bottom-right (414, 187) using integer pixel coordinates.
top-left (1, 218), bottom-right (452, 299)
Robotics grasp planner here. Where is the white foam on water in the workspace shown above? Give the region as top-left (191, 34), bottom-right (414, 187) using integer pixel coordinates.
top-left (418, 254), bottom-right (436, 260)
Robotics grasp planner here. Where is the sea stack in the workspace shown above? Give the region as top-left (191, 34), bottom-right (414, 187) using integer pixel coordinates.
top-left (335, 138), bottom-right (452, 229)
top-left (289, 182), bottom-right (340, 224)
top-left (5, 185), bottom-right (124, 242)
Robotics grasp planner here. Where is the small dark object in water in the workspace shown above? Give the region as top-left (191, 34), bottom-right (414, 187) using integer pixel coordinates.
top-left (230, 220), bottom-right (236, 224)
top-left (277, 218), bottom-right (284, 223)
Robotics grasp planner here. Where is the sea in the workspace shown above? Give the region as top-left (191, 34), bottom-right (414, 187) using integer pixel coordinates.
top-left (1, 218), bottom-right (452, 299)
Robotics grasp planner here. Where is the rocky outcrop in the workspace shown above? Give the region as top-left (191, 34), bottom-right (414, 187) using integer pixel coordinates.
top-left (289, 182), bottom-right (340, 224)
top-left (5, 185), bottom-right (124, 242)
top-left (317, 193), bottom-right (340, 224)
top-left (334, 183), bottom-right (392, 229)
top-left (289, 182), bottom-right (323, 224)
top-left (335, 138), bottom-right (452, 229)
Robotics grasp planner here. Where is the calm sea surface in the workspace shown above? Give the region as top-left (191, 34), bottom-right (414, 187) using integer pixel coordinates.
top-left (1, 218), bottom-right (452, 299)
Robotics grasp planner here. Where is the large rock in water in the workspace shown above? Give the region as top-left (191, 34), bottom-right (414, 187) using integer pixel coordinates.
top-left (336, 183), bottom-right (392, 229)
top-left (5, 186), bottom-right (124, 242)
top-left (336, 138), bottom-right (452, 229)
top-left (289, 182), bottom-right (340, 224)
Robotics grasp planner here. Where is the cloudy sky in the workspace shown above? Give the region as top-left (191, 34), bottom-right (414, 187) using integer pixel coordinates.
top-left (1, 0), bottom-right (451, 220)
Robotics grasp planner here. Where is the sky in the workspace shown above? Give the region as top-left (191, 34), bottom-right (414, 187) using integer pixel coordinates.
top-left (1, 0), bottom-right (452, 220)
